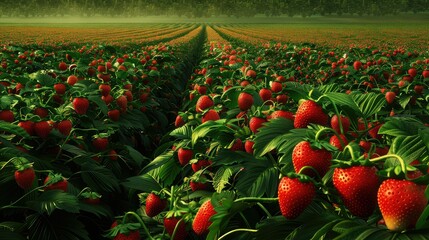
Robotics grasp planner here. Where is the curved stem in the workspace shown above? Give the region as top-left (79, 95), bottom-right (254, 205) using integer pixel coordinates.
top-left (234, 197), bottom-right (278, 203)
top-left (369, 154), bottom-right (407, 178)
top-left (122, 211), bottom-right (154, 240)
top-left (171, 218), bottom-right (183, 240)
top-left (1, 185), bottom-right (46, 210)
top-left (256, 202), bottom-right (272, 218)
top-left (343, 145), bottom-right (357, 161)
top-left (297, 166), bottom-right (322, 180)
top-left (218, 228), bottom-right (258, 240)
top-left (239, 212), bottom-right (251, 228)
top-left (314, 127), bottom-right (335, 142)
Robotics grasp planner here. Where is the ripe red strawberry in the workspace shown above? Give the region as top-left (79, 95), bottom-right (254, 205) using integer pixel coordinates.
top-left (192, 199), bottom-right (217, 236)
top-left (92, 137), bottom-right (109, 151)
top-left (34, 121), bottom-right (54, 139)
top-left (145, 193), bottom-right (167, 217)
top-left (72, 97), bottom-right (89, 115)
top-left (116, 95), bottom-right (128, 110)
top-left (15, 166), bottom-right (35, 189)
top-left (378, 179), bottom-right (428, 231)
top-left (56, 119), bottom-right (73, 135)
top-left (202, 109), bottom-right (220, 123)
top-left (330, 115), bottom-right (350, 134)
top-left (385, 91), bottom-right (396, 104)
top-left (423, 70), bottom-right (429, 79)
top-left (249, 116), bottom-right (267, 133)
top-left (175, 115), bottom-right (185, 127)
top-left (329, 134), bottom-right (348, 151)
top-left (0, 110), bottom-right (14, 122)
top-left (44, 175), bottom-right (68, 192)
top-left (269, 110), bottom-right (294, 121)
top-left (190, 180), bottom-right (209, 191)
top-left (294, 100), bottom-right (328, 128)
top-left (292, 141), bottom-right (332, 178)
top-left (259, 88), bottom-right (272, 102)
top-left (58, 61), bottom-right (68, 71)
top-left (271, 81), bottom-right (282, 93)
top-left (18, 120), bottom-right (35, 135)
top-left (230, 138), bottom-right (244, 151)
top-left (353, 60), bottom-right (362, 70)
top-left (113, 230), bottom-right (140, 240)
top-left (164, 217), bottom-right (188, 240)
top-left (246, 69), bottom-right (256, 78)
top-left (237, 92), bottom-right (254, 111)
top-left (244, 140), bottom-right (255, 154)
top-left (414, 85), bottom-right (424, 95)
top-left (333, 166), bottom-right (379, 218)
top-left (99, 84), bottom-right (111, 97)
top-left (196, 95), bottom-right (214, 113)
top-left (278, 176), bottom-right (316, 219)
top-left (108, 109), bottom-right (121, 121)
top-left (368, 122), bottom-right (383, 140)
top-left (192, 160), bottom-right (212, 172)
top-left (34, 107), bottom-right (49, 118)
top-left (408, 67), bottom-right (417, 78)
top-left (177, 148), bottom-right (193, 166)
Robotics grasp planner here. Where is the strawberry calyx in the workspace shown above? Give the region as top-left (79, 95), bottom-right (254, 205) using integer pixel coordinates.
top-left (44, 173), bottom-right (65, 185)
top-left (105, 222), bottom-right (141, 238)
top-left (283, 172), bottom-right (317, 185)
top-left (80, 190), bottom-right (102, 201)
top-left (14, 160), bottom-right (33, 172)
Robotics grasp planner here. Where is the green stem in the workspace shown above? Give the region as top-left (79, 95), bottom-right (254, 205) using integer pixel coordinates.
top-left (122, 211), bottom-right (154, 240)
top-left (314, 127), bottom-right (335, 142)
top-left (218, 228), bottom-right (258, 240)
top-left (1, 185), bottom-right (46, 210)
top-left (297, 166), bottom-right (322, 180)
top-left (257, 202), bottom-right (272, 218)
top-left (344, 145), bottom-right (357, 161)
top-left (239, 212), bottom-right (251, 228)
top-left (234, 197), bottom-right (278, 203)
top-left (369, 154), bottom-right (407, 178)
top-left (171, 218), bottom-right (183, 240)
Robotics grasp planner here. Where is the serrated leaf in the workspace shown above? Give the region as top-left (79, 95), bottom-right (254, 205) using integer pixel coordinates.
top-left (351, 92), bottom-right (385, 119)
top-left (379, 117), bottom-right (424, 136)
top-left (61, 144), bottom-right (88, 157)
top-left (416, 204), bottom-right (429, 230)
top-left (0, 122), bottom-right (30, 138)
top-left (78, 202), bottom-right (113, 219)
top-left (253, 117), bottom-right (294, 157)
top-left (386, 136), bottom-right (427, 167)
top-left (87, 95), bottom-right (108, 115)
top-left (324, 92), bottom-right (362, 117)
top-left (213, 166), bottom-right (238, 192)
top-left (124, 145), bottom-right (146, 168)
top-left (191, 120), bottom-right (234, 146)
top-left (170, 125), bottom-right (193, 139)
top-left (399, 95), bottom-right (413, 109)
top-left (122, 173), bottom-right (162, 192)
top-left (141, 151), bottom-right (174, 174)
top-left (26, 212), bottom-right (90, 240)
top-left (235, 159), bottom-right (278, 197)
top-left (27, 191), bottom-right (80, 215)
top-left (80, 162), bottom-right (120, 193)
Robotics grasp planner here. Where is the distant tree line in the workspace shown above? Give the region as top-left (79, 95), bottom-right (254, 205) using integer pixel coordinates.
top-left (0, 0), bottom-right (428, 18)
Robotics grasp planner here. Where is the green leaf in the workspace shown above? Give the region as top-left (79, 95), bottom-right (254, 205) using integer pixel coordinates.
top-left (124, 145), bottom-right (147, 168)
top-left (61, 144), bottom-right (88, 157)
top-left (399, 95), bottom-right (413, 109)
top-left (80, 162), bottom-right (120, 193)
top-left (26, 212), bottom-right (90, 240)
top-left (87, 95), bottom-right (108, 115)
top-left (27, 191), bottom-right (80, 215)
top-left (191, 120), bottom-right (234, 146)
top-left (0, 221), bottom-right (23, 232)
top-left (213, 166), bottom-right (239, 192)
top-left (141, 150), bottom-right (174, 174)
top-left (310, 219), bottom-right (342, 240)
top-left (253, 117), bottom-right (294, 157)
top-left (0, 121), bottom-right (30, 138)
top-left (0, 229), bottom-right (26, 240)
top-left (78, 202), bottom-right (113, 219)
top-left (416, 204), bottom-right (429, 230)
top-left (379, 117), bottom-right (424, 136)
top-left (122, 173), bottom-right (162, 192)
top-left (386, 136), bottom-right (427, 167)
top-left (235, 159), bottom-right (278, 197)
top-left (351, 92), bottom-right (385, 119)
top-left (255, 216), bottom-right (301, 240)
top-left (324, 92), bottom-right (362, 117)
top-left (170, 125), bottom-right (193, 139)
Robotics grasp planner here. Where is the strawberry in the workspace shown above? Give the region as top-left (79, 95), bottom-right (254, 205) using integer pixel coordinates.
top-left (190, 180), bottom-right (209, 191)
top-left (244, 140), bottom-right (255, 154)
top-left (294, 100), bottom-right (328, 128)
top-left (408, 67), bottom-right (417, 78)
top-left (108, 109), bottom-right (121, 121)
top-left (237, 92), bottom-right (254, 111)
top-left (368, 122), bottom-right (383, 140)
top-left (259, 88), bottom-right (272, 102)
top-left (192, 199), bottom-right (217, 236)
top-left (175, 115), bottom-right (185, 127)
top-left (113, 230), bottom-right (140, 240)
top-left (34, 107), bottom-right (49, 118)
top-left (330, 114), bottom-right (350, 134)
top-left (18, 120), bottom-right (35, 135)
top-left (249, 116), bottom-right (267, 133)
top-left (44, 174), bottom-right (68, 192)
top-left (92, 137), bottom-right (109, 151)
top-left (177, 148), bottom-right (193, 166)
top-left (191, 160), bottom-right (212, 172)
top-left (423, 70), bottom-right (429, 79)
top-left (81, 191), bottom-right (102, 205)
top-left (271, 81), bottom-right (282, 93)
top-left (385, 91), bottom-right (396, 104)
top-left (99, 84), bottom-right (111, 96)
top-left (202, 109), bottom-right (220, 123)
top-left (164, 217), bottom-right (188, 240)
top-left (333, 166), bottom-right (379, 218)
top-left (0, 110), bottom-right (14, 122)
top-left (278, 176), bottom-right (316, 219)
top-left (230, 138), bottom-right (244, 151)
top-left (14, 165), bottom-right (36, 190)
top-left (116, 95), bottom-right (128, 110)
top-left (269, 110), bottom-right (294, 121)
top-left (329, 134), bottom-right (348, 151)
top-left (72, 97), bottom-right (89, 115)
top-left (276, 94), bottom-right (288, 104)
top-left (34, 121), bottom-right (54, 139)
top-left (145, 193), bottom-right (167, 217)
top-left (196, 95), bottom-right (214, 113)
top-left (353, 60), bottom-right (362, 70)
top-left (56, 119), bottom-right (73, 135)
top-left (246, 69), bottom-right (256, 78)
top-left (58, 61), bottom-right (68, 71)
top-left (292, 141), bottom-right (332, 178)
top-left (377, 179), bottom-right (428, 231)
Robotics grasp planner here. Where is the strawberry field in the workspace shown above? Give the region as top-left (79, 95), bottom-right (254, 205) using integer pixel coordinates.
top-left (1, 21), bottom-right (429, 240)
